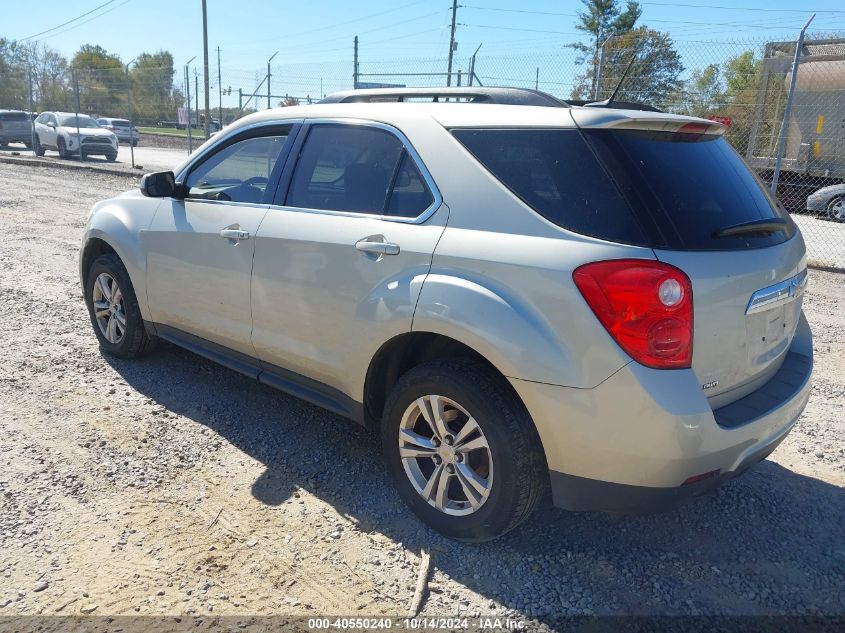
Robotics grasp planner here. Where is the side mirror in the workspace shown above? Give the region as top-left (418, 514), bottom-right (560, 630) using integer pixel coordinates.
top-left (140, 171), bottom-right (178, 198)
top-left (47, 121), bottom-right (56, 128)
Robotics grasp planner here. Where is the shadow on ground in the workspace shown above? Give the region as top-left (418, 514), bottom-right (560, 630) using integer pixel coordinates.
top-left (107, 343), bottom-right (845, 621)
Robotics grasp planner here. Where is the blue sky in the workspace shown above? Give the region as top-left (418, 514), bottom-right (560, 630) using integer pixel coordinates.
top-left (3, 0), bottom-right (844, 103)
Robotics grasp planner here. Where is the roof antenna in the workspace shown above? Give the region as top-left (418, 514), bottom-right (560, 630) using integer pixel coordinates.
top-left (587, 47), bottom-right (640, 108)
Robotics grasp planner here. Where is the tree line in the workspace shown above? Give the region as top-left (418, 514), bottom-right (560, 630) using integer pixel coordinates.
top-left (0, 39), bottom-right (183, 125)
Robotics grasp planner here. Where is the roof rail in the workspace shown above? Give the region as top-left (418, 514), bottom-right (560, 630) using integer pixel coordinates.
top-left (319, 87), bottom-right (569, 108)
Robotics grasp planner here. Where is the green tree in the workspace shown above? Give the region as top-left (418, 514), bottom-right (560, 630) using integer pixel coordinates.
top-left (0, 38), bottom-right (30, 109)
top-left (71, 45), bottom-right (126, 116)
top-left (130, 51), bottom-right (180, 124)
top-left (591, 27), bottom-right (684, 105)
top-left (670, 63), bottom-right (723, 118)
top-left (720, 50), bottom-right (762, 154)
top-left (570, 0), bottom-right (642, 99)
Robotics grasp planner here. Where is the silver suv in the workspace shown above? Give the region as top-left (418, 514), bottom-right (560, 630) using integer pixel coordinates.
top-left (80, 88), bottom-right (813, 541)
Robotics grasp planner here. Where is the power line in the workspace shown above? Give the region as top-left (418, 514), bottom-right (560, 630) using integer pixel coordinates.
top-left (640, 1), bottom-right (845, 13)
top-left (22, 0), bottom-right (120, 40)
top-left (35, 1), bottom-right (132, 41)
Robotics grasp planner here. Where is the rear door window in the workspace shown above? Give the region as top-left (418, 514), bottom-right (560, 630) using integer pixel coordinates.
top-left (582, 129), bottom-right (796, 250)
top-left (0, 111), bottom-right (29, 122)
top-left (452, 128), bottom-right (647, 245)
top-left (285, 124), bottom-right (433, 217)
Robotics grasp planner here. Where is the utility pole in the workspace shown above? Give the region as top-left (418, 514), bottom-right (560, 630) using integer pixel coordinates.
top-left (267, 51), bottom-right (279, 109)
top-left (353, 36), bottom-right (359, 89)
top-left (217, 47), bottom-right (222, 127)
top-left (201, 0), bottom-right (211, 138)
top-left (446, 0), bottom-right (458, 87)
top-left (535, 67), bottom-right (539, 91)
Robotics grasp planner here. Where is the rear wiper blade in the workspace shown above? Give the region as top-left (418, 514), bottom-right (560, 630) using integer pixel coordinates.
top-left (712, 218), bottom-right (787, 238)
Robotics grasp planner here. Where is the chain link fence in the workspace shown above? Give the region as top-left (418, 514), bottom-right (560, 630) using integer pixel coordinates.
top-left (2, 32), bottom-right (844, 269)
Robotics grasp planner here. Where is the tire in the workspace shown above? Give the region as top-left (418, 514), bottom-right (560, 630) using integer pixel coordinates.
top-left (84, 253), bottom-right (157, 359)
top-left (381, 359), bottom-right (547, 542)
top-left (57, 136), bottom-right (69, 159)
top-left (827, 195), bottom-right (845, 222)
top-left (34, 136), bottom-right (45, 156)
top-left (106, 151), bottom-right (117, 162)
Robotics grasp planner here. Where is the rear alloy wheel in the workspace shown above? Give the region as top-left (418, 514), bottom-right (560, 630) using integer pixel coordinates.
top-left (827, 196), bottom-right (845, 222)
top-left (382, 359), bottom-right (546, 542)
top-left (398, 395), bottom-right (494, 516)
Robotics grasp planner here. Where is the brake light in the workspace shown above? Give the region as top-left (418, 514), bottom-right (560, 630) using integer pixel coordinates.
top-left (573, 259), bottom-right (693, 369)
top-left (677, 122), bottom-right (710, 135)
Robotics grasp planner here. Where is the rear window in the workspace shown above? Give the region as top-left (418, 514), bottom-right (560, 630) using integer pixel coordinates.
top-left (452, 129), bottom-right (647, 245)
top-left (582, 129), bottom-right (796, 250)
top-left (0, 111), bottom-right (30, 122)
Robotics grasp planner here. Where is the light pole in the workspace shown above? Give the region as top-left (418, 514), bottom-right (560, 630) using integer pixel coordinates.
top-left (125, 58), bottom-right (137, 169)
top-left (184, 55), bottom-right (196, 153)
top-left (201, 0), bottom-right (211, 138)
top-left (267, 51), bottom-right (278, 109)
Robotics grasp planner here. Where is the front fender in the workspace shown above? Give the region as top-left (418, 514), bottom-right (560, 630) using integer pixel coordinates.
top-left (80, 193), bottom-right (161, 320)
top-left (412, 272), bottom-right (629, 388)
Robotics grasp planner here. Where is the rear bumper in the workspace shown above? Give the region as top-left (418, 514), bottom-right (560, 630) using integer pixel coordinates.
top-left (510, 312), bottom-right (813, 513)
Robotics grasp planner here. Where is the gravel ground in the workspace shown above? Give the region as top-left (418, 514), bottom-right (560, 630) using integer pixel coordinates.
top-left (0, 163), bottom-right (843, 627)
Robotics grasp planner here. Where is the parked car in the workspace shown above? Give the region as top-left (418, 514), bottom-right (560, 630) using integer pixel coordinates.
top-left (79, 88), bottom-right (813, 542)
top-left (96, 117), bottom-right (139, 146)
top-left (0, 109), bottom-right (34, 148)
top-left (34, 112), bottom-right (118, 160)
top-left (806, 183), bottom-right (845, 222)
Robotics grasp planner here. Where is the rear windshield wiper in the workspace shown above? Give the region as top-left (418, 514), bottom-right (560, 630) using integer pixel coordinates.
top-left (712, 218), bottom-right (787, 238)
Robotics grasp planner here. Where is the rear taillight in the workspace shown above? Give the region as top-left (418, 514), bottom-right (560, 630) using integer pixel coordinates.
top-left (573, 259), bottom-right (693, 369)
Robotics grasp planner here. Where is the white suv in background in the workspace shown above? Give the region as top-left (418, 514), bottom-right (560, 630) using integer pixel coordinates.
top-left (34, 111), bottom-right (118, 161)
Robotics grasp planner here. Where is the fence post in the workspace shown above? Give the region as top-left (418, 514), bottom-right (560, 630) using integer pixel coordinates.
top-left (353, 36), bottom-right (359, 89)
top-left (126, 65), bottom-right (135, 169)
top-left (594, 37), bottom-right (611, 101)
top-left (28, 69), bottom-right (37, 158)
top-left (186, 65), bottom-right (193, 154)
top-left (73, 69), bottom-right (83, 162)
top-left (770, 14), bottom-right (815, 196)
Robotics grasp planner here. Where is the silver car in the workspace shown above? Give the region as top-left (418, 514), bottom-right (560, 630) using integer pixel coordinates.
top-left (97, 117), bottom-right (140, 146)
top-left (79, 88), bottom-right (813, 541)
top-left (806, 184), bottom-right (845, 222)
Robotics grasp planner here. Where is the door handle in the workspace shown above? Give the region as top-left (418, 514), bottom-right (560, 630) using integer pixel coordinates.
top-left (219, 228), bottom-right (250, 240)
top-left (355, 239), bottom-right (400, 256)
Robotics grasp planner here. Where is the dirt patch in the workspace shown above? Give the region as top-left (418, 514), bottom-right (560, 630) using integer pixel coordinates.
top-left (0, 162), bottom-right (843, 625)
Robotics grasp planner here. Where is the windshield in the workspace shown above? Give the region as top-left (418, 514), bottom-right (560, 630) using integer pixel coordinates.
top-left (58, 115), bottom-right (100, 129)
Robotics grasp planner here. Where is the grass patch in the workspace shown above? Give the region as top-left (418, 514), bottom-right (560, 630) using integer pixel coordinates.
top-left (138, 127), bottom-right (207, 139)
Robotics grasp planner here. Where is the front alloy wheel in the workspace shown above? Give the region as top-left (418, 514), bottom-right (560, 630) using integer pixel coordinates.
top-left (92, 272), bottom-right (126, 344)
top-left (399, 395), bottom-right (493, 515)
top-left (85, 253), bottom-right (156, 358)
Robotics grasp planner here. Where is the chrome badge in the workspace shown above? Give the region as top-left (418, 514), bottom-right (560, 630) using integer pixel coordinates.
top-left (702, 380), bottom-right (719, 391)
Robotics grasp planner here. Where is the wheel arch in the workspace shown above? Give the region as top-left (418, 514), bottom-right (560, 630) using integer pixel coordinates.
top-left (363, 331), bottom-right (525, 432)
